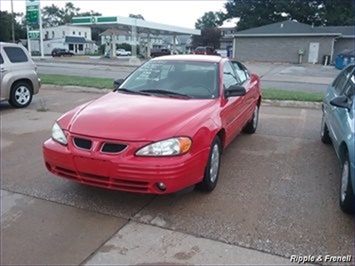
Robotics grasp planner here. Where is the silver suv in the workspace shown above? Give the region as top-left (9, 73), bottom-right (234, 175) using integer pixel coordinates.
top-left (1, 42), bottom-right (41, 108)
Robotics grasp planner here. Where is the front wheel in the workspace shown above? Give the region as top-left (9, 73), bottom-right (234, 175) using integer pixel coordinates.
top-left (243, 105), bottom-right (259, 134)
top-left (8, 82), bottom-right (33, 108)
top-left (339, 154), bottom-right (354, 214)
top-left (195, 137), bottom-right (221, 192)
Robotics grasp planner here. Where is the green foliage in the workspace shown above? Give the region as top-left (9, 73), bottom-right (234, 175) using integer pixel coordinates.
top-left (195, 11), bottom-right (225, 30)
top-left (42, 2), bottom-right (102, 28)
top-left (129, 14), bottom-right (145, 20)
top-left (192, 27), bottom-right (221, 49)
top-left (0, 11), bottom-right (26, 42)
top-left (223, 0), bottom-right (355, 30)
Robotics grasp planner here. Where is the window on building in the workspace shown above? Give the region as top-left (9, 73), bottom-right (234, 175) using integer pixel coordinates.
top-left (3, 47), bottom-right (28, 63)
top-left (79, 32), bottom-right (81, 36)
top-left (125, 35), bottom-right (129, 41)
top-left (69, 44), bottom-right (74, 51)
top-left (62, 31), bottom-right (65, 37)
top-left (45, 31), bottom-right (49, 39)
top-left (78, 44), bottom-right (83, 51)
top-left (52, 31), bottom-right (55, 38)
top-left (85, 32), bottom-right (87, 38)
top-left (73, 31), bottom-right (75, 35)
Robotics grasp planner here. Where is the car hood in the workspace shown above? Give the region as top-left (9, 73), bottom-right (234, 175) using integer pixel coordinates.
top-left (64, 92), bottom-right (216, 141)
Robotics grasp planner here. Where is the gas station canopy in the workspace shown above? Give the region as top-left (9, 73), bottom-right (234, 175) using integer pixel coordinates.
top-left (71, 15), bottom-right (201, 36)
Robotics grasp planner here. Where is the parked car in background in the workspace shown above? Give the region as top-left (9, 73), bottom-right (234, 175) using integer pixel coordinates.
top-left (194, 46), bottom-right (219, 56)
top-left (43, 55), bottom-right (261, 194)
top-left (321, 63), bottom-right (354, 214)
top-left (215, 49), bottom-right (228, 57)
top-left (0, 42), bottom-right (41, 108)
top-left (116, 49), bottom-right (131, 56)
top-left (51, 48), bottom-right (74, 57)
top-left (150, 48), bottom-right (171, 58)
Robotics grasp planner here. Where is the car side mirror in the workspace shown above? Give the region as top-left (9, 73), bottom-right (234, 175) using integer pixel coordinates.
top-left (330, 95), bottom-right (351, 110)
top-left (113, 78), bottom-right (124, 90)
top-left (225, 85), bottom-right (246, 98)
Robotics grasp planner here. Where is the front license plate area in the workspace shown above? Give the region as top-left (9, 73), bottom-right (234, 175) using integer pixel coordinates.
top-left (73, 156), bottom-right (111, 176)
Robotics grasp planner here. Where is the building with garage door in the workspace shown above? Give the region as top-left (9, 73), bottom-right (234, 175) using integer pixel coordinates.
top-left (232, 20), bottom-right (354, 64)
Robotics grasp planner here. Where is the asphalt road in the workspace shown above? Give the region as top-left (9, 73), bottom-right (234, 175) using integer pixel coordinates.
top-left (36, 61), bottom-right (328, 93)
top-left (1, 88), bottom-right (353, 265)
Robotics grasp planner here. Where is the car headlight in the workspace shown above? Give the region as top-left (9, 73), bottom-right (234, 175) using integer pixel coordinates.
top-left (136, 137), bottom-right (192, 156)
top-left (51, 122), bottom-right (67, 145)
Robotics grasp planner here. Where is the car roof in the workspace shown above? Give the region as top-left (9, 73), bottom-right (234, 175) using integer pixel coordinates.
top-left (0, 42), bottom-right (22, 47)
top-left (151, 54), bottom-right (224, 63)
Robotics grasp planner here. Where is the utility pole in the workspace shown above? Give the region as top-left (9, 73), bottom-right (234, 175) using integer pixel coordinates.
top-left (11, 0), bottom-right (15, 42)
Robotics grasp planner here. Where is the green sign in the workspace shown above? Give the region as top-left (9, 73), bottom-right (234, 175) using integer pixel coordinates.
top-left (28, 31), bottom-right (40, 40)
top-left (26, 8), bottom-right (39, 25)
top-left (26, 0), bottom-right (39, 25)
top-left (72, 16), bottom-right (118, 24)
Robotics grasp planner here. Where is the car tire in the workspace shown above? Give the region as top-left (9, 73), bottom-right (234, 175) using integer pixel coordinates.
top-left (8, 81), bottom-right (33, 108)
top-left (243, 105), bottom-right (259, 134)
top-left (321, 112), bottom-right (332, 144)
top-left (195, 137), bottom-right (221, 192)
top-left (339, 152), bottom-right (354, 214)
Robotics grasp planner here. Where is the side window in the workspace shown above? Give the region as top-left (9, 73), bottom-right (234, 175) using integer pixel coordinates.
top-left (232, 62), bottom-right (248, 83)
top-left (3, 47), bottom-right (28, 63)
top-left (343, 72), bottom-right (355, 99)
top-left (223, 61), bottom-right (240, 90)
top-left (333, 65), bottom-right (354, 94)
top-left (0, 53), bottom-right (4, 64)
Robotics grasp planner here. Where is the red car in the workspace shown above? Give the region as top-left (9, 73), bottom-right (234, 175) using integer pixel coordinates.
top-left (43, 55), bottom-right (261, 194)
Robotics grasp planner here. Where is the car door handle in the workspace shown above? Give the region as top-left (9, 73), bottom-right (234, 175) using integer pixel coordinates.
top-left (0, 68), bottom-right (6, 73)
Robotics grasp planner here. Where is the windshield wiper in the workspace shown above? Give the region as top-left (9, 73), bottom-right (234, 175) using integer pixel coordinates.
top-left (140, 89), bottom-right (191, 99)
top-left (115, 88), bottom-right (151, 96)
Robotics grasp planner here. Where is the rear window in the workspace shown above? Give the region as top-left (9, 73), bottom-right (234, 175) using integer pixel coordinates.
top-left (3, 47), bottom-right (28, 63)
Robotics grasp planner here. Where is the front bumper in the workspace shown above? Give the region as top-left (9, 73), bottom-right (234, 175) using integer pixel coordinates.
top-left (43, 135), bottom-right (209, 194)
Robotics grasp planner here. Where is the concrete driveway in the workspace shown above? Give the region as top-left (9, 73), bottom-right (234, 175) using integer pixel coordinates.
top-left (1, 88), bottom-right (353, 265)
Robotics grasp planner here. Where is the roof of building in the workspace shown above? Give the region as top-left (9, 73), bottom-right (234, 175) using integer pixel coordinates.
top-left (321, 26), bottom-right (355, 37)
top-left (234, 20), bottom-right (340, 37)
top-left (65, 36), bottom-right (88, 44)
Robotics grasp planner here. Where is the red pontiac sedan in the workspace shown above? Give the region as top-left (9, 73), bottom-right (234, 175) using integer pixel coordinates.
top-left (43, 55), bottom-right (261, 194)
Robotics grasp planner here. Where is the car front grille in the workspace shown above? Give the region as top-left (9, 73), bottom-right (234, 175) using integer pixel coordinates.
top-left (73, 137), bottom-right (92, 150)
top-left (101, 143), bottom-right (127, 153)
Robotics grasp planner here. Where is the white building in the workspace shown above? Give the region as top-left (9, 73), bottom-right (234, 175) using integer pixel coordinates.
top-left (30, 25), bottom-right (96, 55)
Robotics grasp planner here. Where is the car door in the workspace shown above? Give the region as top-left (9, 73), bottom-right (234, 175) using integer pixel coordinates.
top-left (0, 49), bottom-right (11, 100)
top-left (220, 61), bottom-right (246, 145)
top-left (328, 70), bottom-right (354, 152)
top-left (231, 61), bottom-right (258, 122)
top-left (325, 65), bottom-right (354, 146)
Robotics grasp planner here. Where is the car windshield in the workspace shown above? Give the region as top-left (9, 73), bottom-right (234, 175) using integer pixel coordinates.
top-left (120, 60), bottom-right (219, 99)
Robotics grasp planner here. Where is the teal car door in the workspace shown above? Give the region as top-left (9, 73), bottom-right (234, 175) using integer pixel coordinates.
top-left (325, 65), bottom-right (354, 147)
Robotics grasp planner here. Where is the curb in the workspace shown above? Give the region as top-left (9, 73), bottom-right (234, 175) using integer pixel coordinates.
top-left (44, 85), bottom-right (322, 109)
top-left (34, 58), bottom-right (143, 68)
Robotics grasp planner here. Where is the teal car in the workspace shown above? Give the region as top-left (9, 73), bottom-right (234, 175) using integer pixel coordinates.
top-left (321, 63), bottom-right (354, 214)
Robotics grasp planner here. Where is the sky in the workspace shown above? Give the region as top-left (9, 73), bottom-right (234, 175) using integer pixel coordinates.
top-left (0, 0), bottom-right (235, 28)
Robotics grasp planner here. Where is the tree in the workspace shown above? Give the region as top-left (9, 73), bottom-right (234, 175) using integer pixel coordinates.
top-left (61, 2), bottom-right (80, 24)
top-left (192, 27), bottom-right (221, 49)
top-left (322, 0), bottom-right (355, 26)
top-left (223, 0), bottom-right (354, 31)
top-left (78, 10), bottom-right (102, 17)
top-left (42, 4), bottom-right (62, 27)
top-left (0, 11), bottom-right (26, 42)
top-left (195, 11), bottom-right (224, 30)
